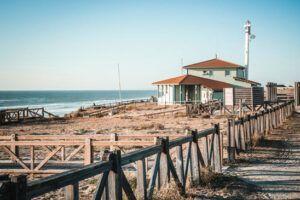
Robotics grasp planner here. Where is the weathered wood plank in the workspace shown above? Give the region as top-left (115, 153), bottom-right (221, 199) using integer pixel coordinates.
top-left (136, 158), bottom-right (147, 199)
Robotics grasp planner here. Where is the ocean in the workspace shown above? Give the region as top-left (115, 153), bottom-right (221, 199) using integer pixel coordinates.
top-left (0, 90), bottom-right (157, 116)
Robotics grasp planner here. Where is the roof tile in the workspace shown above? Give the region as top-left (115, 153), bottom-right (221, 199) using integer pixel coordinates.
top-left (183, 58), bottom-right (243, 69)
top-left (152, 75), bottom-right (232, 90)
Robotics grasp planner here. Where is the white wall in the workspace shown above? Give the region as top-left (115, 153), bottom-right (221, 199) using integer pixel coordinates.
top-left (201, 86), bottom-right (213, 103)
top-left (187, 68), bottom-right (252, 88)
top-left (157, 85), bottom-right (175, 105)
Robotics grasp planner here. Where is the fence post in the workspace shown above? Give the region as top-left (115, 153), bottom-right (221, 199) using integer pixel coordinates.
top-left (234, 120), bottom-right (240, 152)
top-left (136, 158), bottom-right (147, 199)
top-left (136, 158), bottom-right (147, 200)
top-left (265, 110), bottom-right (269, 134)
top-left (227, 119), bottom-right (235, 161)
top-left (159, 138), bottom-right (170, 187)
top-left (200, 135), bottom-right (209, 167)
top-left (213, 124), bottom-right (221, 172)
top-left (190, 130), bottom-right (200, 185)
top-left (239, 118), bottom-right (246, 151)
top-left (10, 134), bottom-right (19, 163)
top-left (254, 113), bottom-right (258, 137)
top-left (65, 182), bottom-right (79, 200)
top-left (176, 144), bottom-right (184, 185)
top-left (84, 138), bottom-right (93, 165)
top-left (154, 137), bottom-right (162, 192)
top-left (110, 133), bottom-right (117, 151)
top-left (61, 146), bottom-right (65, 161)
top-left (272, 109), bottom-right (275, 130)
top-left (108, 150), bottom-right (122, 200)
top-left (276, 107), bottom-right (279, 128)
top-left (257, 113), bottom-right (261, 134)
top-left (261, 111), bottom-right (265, 135)
top-left (10, 175), bottom-right (27, 200)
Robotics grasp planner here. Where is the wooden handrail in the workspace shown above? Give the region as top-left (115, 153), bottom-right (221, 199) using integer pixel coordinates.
top-left (227, 100), bottom-right (294, 161)
top-left (24, 126), bottom-right (217, 199)
top-left (27, 160), bottom-right (113, 198)
top-left (0, 134), bottom-right (185, 141)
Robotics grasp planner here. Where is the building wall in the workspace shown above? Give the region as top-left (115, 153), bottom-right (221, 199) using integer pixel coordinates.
top-left (187, 68), bottom-right (251, 88)
top-left (157, 85), bottom-right (175, 105)
top-left (201, 86), bottom-right (213, 103)
top-left (157, 84), bottom-right (223, 105)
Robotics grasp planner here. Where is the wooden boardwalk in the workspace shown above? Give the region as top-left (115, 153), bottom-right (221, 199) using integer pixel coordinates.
top-left (227, 111), bottom-right (300, 199)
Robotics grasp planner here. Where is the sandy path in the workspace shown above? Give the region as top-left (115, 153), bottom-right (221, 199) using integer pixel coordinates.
top-left (227, 112), bottom-right (300, 199)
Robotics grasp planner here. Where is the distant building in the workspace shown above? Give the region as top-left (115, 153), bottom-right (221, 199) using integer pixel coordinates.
top-left (152, 58), bottom-right (260, 105)
top-left (184, 58), bottom-right (260, 88)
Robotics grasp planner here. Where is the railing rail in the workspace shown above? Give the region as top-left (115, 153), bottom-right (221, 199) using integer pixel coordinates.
top-left (227, 100), bottom-right (294, 161)
top-left (0, 134), bottom-right (185, 175)
top-left (0, 124), bottom-right (221, 200)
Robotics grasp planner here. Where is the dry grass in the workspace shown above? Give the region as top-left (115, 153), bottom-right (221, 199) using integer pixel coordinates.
top-left (199, 114), bottom-right (211, 119)
top-left (174, 111), bottom-right (186, 118)
top-left (127, 105), bottom-right (138, 111)
top-left (130, 123), bottom-right (164, 130)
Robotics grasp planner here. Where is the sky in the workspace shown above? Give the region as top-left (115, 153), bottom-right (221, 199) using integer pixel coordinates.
top-left (0, 0), bottom-right (299, 90)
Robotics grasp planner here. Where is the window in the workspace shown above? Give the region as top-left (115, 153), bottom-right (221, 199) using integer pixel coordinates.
top-left (225, 70), bottom-right (230, 76)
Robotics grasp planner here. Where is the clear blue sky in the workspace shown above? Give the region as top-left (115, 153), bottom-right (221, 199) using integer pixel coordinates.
top-left (0, 0), bottom-right (299, 90)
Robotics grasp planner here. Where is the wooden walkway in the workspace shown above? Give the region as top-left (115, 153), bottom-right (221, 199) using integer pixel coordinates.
top-left (227, 111), bottom-right (300, 199)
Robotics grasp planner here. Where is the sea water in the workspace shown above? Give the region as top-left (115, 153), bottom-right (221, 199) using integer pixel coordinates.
top-left (0, 90), bottom-right (156, 116)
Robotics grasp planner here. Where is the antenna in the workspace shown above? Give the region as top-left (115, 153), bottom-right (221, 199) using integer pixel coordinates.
top-left (118, 64), bottom-right (122, 102)
top-left (214, 37), bottom-right (218, 59)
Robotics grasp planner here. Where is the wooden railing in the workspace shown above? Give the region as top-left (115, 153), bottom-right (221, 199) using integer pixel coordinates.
top-left (0, 134), bottom-right (185, 174)
top-left (91, 98), bottom-right (153, 109)
top-left (0, 126), bottom-right (222, 200)
top-left (227, 100), bottom-right (293, 161)
top-left (0, 107), bottom-right (58, 124)
top-left (0, 100), bottom-right (294, 199)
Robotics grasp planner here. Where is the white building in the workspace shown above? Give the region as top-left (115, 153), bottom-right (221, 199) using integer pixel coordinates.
top-left (153, 58), bottom-right (260, 105)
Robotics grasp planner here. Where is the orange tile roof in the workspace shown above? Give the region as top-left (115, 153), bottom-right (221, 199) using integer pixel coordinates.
top-left (233, 77), bottom-right (261, 86)
top-left (183, 58), bottom-right (243, 69)
top-left (152, 75), bottom-right (232, 90)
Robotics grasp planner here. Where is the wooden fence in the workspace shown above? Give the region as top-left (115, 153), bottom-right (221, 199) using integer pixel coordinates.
top-left (0, 100), bottom-right (294, 200)
top-left (227, 100), bottom-right (293, 161)
top-left (0, 134), bottom-right (185, 175)
top-left (0, 125), bottom-right (222, 200)
top-left (0, 107), bottom-right (58, 125)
